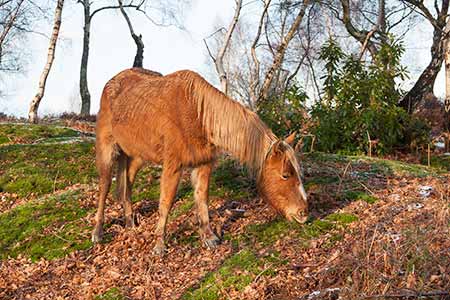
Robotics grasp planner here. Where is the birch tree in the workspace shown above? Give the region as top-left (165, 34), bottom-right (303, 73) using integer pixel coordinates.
top-left (28, 0), bottom-right (64, 123)
top-left (77, 0), bottom-right (144, 116)
top-left (204, 0), bottom-right (242, 95)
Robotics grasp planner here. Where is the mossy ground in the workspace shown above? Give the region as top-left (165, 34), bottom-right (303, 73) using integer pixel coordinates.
top-left (0, 189), bottom-right (92, 260)
top-left (0, 124), bottom-right (79, 145)
top-left (95, 287), bottom-right (124, 300)
top-left (0, 142), bottom-right (96, 196)
top-left (1, 124), bottom-right (447, 299)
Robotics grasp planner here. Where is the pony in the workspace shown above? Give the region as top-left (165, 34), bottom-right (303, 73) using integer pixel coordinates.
top-left (92, 68), bottom-right (308, 255)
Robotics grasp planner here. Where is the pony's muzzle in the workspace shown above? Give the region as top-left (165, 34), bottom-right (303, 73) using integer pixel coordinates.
top-left (289, 209), bottom-right (308, 224)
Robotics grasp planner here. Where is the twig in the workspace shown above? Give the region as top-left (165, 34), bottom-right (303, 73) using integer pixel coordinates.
top-left (53, 233), bottom-right (72, 243)
top-left (53, 169), bottom-right (60, 192)
top-left (253, 263), bottom-right (272, 282)
top-left (366, 225), bottom-right (378, 262)
top-left (337, 161), bottom-right (352, 195)
top-left (361, 290), bottom-right (450, 299)
top-left (356, 179), bottom-right (375, 196)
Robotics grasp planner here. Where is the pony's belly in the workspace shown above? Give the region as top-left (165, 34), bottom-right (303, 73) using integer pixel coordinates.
top-left (112, 124), bottom-right (164, 164)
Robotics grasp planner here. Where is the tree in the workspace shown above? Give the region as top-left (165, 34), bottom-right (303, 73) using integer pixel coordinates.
top-left (249, 0), bottom-right (311, 106)
top-left (77, 0), bottom-right (144, 116)
top-left (203, 0), bottom-right (315, 108)
top-left (398, 0), bottom-right (450, 112)
top-left (77, 0), bottom-right (184, 115)
top-left (118, 0), bottom-right (144, 67)
top-left (0, 0), bottom-right (25, 69)
top-left (0, 0), bottom-right (50, 74)
top-left (28, 0), bottom-right (64, 123)
top-left (257, 0), bottom-right (310, 103)
top-left (204, 0), bottom-right (242, 94)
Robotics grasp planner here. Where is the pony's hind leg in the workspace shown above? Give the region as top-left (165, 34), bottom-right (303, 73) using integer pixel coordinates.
top-left (153, 163), bottom-right (182, 255)
top-left (191, 163), bottom-right (219, 248)
top-left (116, 153), bottom-right (143, 228)
top-left (92, 139), bottom-right (116, 243)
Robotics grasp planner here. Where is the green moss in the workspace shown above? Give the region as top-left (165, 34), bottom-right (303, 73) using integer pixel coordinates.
top-left (367, 158), bottom-right (437, 177)
top-left (246, 218), bottom-right (292, 246)
top-left (246, 212), bottom-right (358, 247)
top-left (304, 152), bottom-right (349, 163)
top-left (0, 124), bottom-right (79, 145)
top-left (170, 199), bottom-right (194, 221)
top-left (210, 159), bottom-right (255, 199)
top-left (422, 154), bottom-right (450, 171)
top-left (95, 288), bottom-right (124, 300)
top-left (0, 142), bottom-right (96, 196)
top-left (304, 176), bottom-right (339, 189)
top-left (182, 250), bottom-right (264, 300)
top-left (342, 190), bottom-right (378, 204)
top-left (0, 190), bottom-right (92, 261)
top-left (325, 212), bottom-right (358, 224)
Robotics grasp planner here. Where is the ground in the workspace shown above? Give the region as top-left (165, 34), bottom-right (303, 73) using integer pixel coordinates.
top-left (0, 122), bottom-right (448, 300)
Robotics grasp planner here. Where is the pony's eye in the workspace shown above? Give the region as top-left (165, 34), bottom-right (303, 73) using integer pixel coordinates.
top-left (281, 173), bottom-right (290, 180)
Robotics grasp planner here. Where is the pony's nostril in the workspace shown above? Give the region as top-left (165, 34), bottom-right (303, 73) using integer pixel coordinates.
top-left (291, 210), bottom-right (308, 224)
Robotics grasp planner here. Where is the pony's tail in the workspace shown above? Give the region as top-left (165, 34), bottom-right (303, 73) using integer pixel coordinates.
top-left (115, 151), bottom-right (128, 203)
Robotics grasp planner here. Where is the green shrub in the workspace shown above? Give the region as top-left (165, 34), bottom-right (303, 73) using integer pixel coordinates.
top-left (257, 85), bottom-right (309, 137)
top-left (311, 36), bottom-right (429, 154)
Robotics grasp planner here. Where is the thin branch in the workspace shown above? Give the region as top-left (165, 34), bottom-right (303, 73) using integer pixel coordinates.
top-left (90, 3), bottom-right (139, 20)
top-left (203, 38), bottom-right (216, 63)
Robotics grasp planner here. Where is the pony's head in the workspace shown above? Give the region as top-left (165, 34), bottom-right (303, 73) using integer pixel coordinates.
top-left (258, 133), bottom-right (308, 223)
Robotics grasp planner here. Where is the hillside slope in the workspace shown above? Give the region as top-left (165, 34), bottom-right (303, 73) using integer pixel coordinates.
top-left (0, 123), bottom-right (448, 300)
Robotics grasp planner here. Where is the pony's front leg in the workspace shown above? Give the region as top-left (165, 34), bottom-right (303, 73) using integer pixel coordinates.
top-left (192, 163), bottom-right (219, 248)
top-left (153, 164), bottom-right (182, 256)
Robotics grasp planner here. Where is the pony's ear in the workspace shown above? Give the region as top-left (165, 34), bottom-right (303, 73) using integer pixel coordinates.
top-left (284, 131), bottom-right (296, 146)
top-left (271, 140), bottom-right (284, 155)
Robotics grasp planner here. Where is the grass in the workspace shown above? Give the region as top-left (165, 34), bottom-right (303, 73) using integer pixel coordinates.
top-left (0, 189), bottom-right (92, 261)
top-left (182, 249), bottom-right (270, 300)
top-left (341, 190), bottom-right (378, 204)
top-left (1, 124), bottom-right (445, 298)
top-left (421, 154), bottom-right (450, 171)
top-left (210, 159), bottom-right (255, 199)
top-left (94, 288), bottom-right (124, 300)
top-left (246, 212), bottom-right (359, 247)
top-left (304, 176), bottom-right (339, 190)
top-left (0, 142), bottom-right (96, 197)
top-left (0, 124), bottom-right (79, 145)
top-left (183, 212), bottom-right (359, 299)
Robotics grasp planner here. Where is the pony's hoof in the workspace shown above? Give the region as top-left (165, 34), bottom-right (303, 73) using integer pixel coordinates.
top-left (91, 227), bottom-right (103, 243)
top-left (125, 216), bottom-right (137, 228)
top-left (152, 242), bottom-right (166, 256)
top-left (203, 234), bottom-right (220, 249)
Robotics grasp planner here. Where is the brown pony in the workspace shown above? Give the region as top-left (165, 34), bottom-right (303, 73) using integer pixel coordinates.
top-left (92, 68), bottom-right (308, 255)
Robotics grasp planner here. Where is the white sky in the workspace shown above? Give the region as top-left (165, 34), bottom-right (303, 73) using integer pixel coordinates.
top-left (0, 0), bottom-right (445, 117)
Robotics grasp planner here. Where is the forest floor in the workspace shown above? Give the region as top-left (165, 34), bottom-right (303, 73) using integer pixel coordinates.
top-left (0, 121), bottom-right (448, 300)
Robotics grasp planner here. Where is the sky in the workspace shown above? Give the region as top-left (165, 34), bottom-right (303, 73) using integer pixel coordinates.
top-left (0, 0), bottom-right (446, 117)
top-left (1, 0), bottom-right (234, 116)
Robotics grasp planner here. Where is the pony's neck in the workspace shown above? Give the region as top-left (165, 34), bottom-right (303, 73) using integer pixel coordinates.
top-left (191, 79), bottom-right (277, 176)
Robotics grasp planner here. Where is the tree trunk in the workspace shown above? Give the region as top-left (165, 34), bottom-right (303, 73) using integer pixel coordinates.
top-left (118, 0), bottom-right (144, 68)
top-left (215, 0), bottom-right (242, 95)
top-left (28, 0), bottom-right (64, 123)
top-left (399, 27), bottom-right (445, 113)
top-left (79, 2), bottom-right (91, 116)
top-left (339, 0), bottom-right (378, 58)
top-left (444, 21), bottom-right (450, 151)
top-left (132, 33), bottom-right (144, 68)
top-left (258, 0), bottom-right (310, 103)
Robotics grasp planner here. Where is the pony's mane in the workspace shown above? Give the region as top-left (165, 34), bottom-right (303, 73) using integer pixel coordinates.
top-left (169, 70), bottom-right (301, 179)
